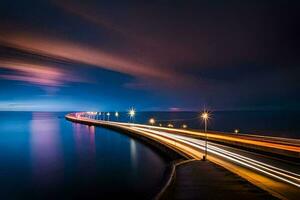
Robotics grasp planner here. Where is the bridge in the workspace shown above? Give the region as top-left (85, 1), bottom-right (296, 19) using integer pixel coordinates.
top-left (66, 112), bottom-right (300, 199)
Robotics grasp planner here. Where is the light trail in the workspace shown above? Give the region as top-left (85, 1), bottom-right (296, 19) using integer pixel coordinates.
top-left (167, 134), bottom-right (300, 180)
top-left (131, 127), bottom-right (300, 188)
top-left (115, 122), bottom-right (300, 152)
top-left (66, 113), bottom-right (300, 199)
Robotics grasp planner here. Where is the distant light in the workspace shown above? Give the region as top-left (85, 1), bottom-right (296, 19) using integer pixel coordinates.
top-left (182, 124), bottom-right (187, 129)
top-left (129, 108), bottom-right (136, 118)
top-left (201, 112), bottom-right (209, 120)
top-left (159, 123), bottom-right (162, 127)
top-left (107, 112), bottom-right (110, 116)
top-left (234, 129), bottom-right (239, 134)
top-left (115, 112), bottom-right (119, 117)
top-left (149, 118), bottom-right (155, 125)
top-left (167, 123), bottom-right (174, 128)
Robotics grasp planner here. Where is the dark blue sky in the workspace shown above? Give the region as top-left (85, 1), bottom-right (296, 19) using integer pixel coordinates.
top-left (0, 0), bottom-right (299, 111)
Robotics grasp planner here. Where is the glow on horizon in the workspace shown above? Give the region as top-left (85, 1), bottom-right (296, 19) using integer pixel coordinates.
top-left (0, 100), bottom-right (101, 112)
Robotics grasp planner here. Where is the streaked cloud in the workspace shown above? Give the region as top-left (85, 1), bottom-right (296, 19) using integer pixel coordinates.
top-left (0, 59), bottom-right (83, 88)
top-left (0, 31), bottom-right (175, 81)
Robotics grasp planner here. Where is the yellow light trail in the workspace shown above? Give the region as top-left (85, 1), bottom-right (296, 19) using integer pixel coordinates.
top-left (133, 127), bottom-right (300, 188)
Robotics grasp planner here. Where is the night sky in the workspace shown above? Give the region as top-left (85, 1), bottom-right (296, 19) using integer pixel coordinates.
top-left (0, 0), bottom-right (299, 111)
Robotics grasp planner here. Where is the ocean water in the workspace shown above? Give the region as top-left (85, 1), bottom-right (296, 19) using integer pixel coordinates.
top-left (98, 110), bottom-right (300, 139)
top-left (0, 112), bottom-right (171, 199)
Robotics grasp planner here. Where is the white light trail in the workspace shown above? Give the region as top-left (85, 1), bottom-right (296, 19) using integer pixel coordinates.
top-left (133, 127), bottom-right (300, 188)
top-left (68, 114), bottom-right (300, 188)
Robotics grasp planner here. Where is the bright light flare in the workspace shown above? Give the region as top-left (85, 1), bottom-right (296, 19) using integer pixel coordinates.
top-left (128, 108), bottom-right (136, 118)
top-left (201, 112), bottom-right (209, 120)
top-left (149, 118), bottom-right (155, 125)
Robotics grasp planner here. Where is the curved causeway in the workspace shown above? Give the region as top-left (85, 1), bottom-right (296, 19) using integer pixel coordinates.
top-left (66, 112), bottom-right (300, 200)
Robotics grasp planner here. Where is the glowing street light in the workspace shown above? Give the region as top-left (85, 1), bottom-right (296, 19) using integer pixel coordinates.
top-left (234, 129), bottom-right (239, 134)
top-left (128, 108), bottom-right (136, 123)
top-left (167, 123), bottom-right (174, 128)
top-left (149, 118), bottom-right (155, 125)
top-left (107, 112), bottom-right (110, 121)
top-left (115, 112), bottom-right (119, 121)
top-left (129, 109), bottom-right (135, 118)
top-left (201, 111), bottom-right (209, 161)
top-left (182, 124), bottom-right (187, 129)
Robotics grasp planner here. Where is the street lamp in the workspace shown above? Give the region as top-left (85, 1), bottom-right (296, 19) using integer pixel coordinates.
top-left (107, 112), bottom-right (110, 121)
top-left (149, 118), bottom-right (155, 125)
top-left (115, 112), bottom-right (119, 121)
top-left (128, 108), bottom-right (135, 123)
top-left (167, 123), bottom-right (174, 128)
top-left (201, 111), bottom-right (209, 161)
top-left (234, 129), bottom-right (239, 134)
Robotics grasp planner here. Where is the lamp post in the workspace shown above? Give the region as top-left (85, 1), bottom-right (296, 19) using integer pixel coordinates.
top-left (115, 112), bottom-right (119, 121)
top-left (201, 112), bottom-right (209, 161)
top-left (128, 108), bottom-right (135, 123)
top-left (167, 123), bottom-right (174, 128)
top-left (149, 118), bottom-right (155, 126)
top-left (107, 112), bottom-right (110, 121)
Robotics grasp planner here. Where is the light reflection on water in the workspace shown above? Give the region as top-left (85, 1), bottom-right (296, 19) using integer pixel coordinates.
top-left (30, 112), bottom-right (63, 184)
top-left (0, 112), bottom-right (169, 199)
top-left (130, 139), bottom-right (137, 169)
top-left (72, 123), bottom-right (97, 177)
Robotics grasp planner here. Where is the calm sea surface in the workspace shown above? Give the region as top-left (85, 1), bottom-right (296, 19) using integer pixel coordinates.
top-left (0, 112), bottom-right (171, 199)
